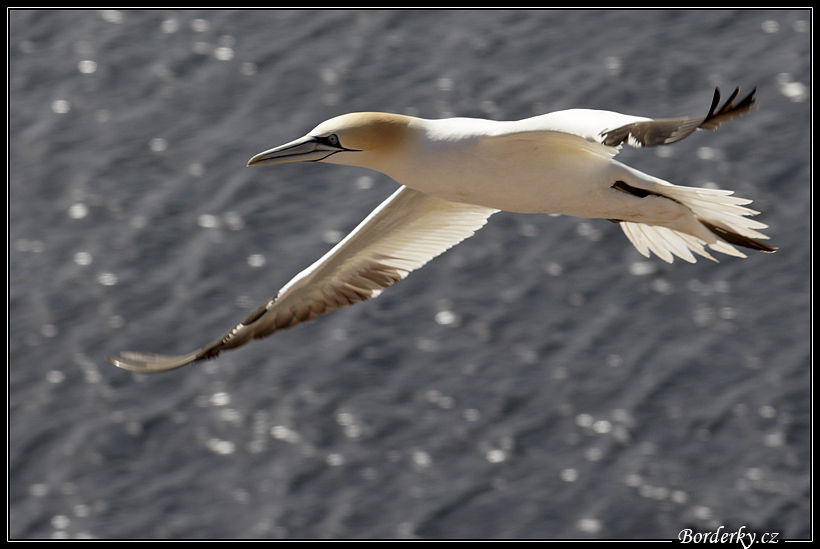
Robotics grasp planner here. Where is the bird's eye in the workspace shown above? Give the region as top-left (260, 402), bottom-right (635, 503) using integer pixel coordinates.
top-left (325, 134), bottom-right (339, 147)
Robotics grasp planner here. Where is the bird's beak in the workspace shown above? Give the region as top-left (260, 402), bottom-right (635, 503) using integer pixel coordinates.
top-left (247, 135), bottom-right (343, 166)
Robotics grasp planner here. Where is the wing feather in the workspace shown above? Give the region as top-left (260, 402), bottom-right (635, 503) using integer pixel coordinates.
top-left (108, 186), bottom-right (496, 373)
top-left (600, 87), bottom-right (757, 147)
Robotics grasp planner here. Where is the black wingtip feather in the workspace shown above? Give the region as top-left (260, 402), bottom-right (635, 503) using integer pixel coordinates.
top-left (701, 87), bottom-right (758, 130)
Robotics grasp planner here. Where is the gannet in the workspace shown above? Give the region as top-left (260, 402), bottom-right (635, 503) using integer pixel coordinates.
top-left (109, 87), bottom-right (775, 373)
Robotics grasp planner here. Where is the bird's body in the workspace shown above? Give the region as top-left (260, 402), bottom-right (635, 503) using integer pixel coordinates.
top-left (109, 88), bottom-right (775, 373)
top-left (372, 115), bottom-right (666, 217)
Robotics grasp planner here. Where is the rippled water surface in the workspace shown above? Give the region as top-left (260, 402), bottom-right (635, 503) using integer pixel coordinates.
top-left (9, 9), bottom-right (810, 539)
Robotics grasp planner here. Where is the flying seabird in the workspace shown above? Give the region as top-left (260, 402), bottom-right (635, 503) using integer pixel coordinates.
top-left (109, 87), bottom-right (775, 373)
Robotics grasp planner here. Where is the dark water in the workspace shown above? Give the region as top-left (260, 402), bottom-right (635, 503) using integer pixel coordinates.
top-left (9, 10), bottom-right (811, 539)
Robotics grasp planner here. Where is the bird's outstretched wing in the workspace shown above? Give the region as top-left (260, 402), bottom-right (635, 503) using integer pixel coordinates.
top-left (108, 186), bottom-right (496, 373)
top-left (600, 87), bottom-right (757, 147)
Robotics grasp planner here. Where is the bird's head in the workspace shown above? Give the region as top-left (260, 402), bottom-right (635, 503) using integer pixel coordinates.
top-left (247, 112), bottom-right (419, 171)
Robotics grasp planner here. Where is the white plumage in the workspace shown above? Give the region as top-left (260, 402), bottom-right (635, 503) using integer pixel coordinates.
top-left (109, 87), bottom-right (774, 373)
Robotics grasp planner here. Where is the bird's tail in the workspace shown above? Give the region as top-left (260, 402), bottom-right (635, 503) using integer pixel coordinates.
top-left (618, 184), bottom-right (776, 263)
